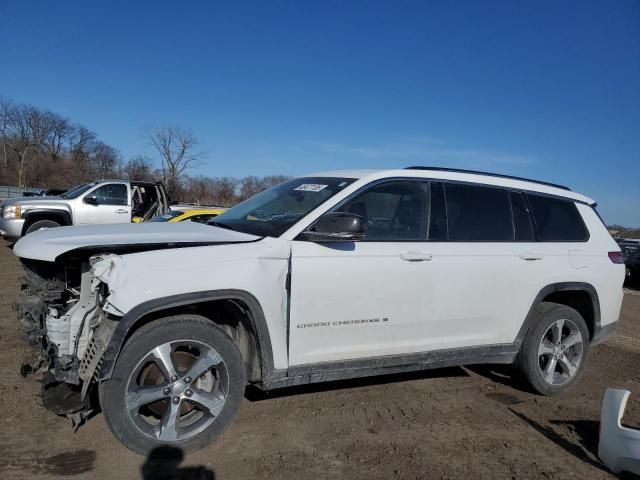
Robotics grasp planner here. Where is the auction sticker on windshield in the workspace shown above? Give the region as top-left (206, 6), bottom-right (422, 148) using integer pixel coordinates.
top-left (294, 184), bottom-right (328, 192)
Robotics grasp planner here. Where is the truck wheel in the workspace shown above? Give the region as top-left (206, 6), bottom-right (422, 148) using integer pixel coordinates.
top-left (25, 219), bottom-right (61, 234)
top-left (516, 302), bottom-right (589, 396)
top-left (100, 315), bottom-right (246, 455)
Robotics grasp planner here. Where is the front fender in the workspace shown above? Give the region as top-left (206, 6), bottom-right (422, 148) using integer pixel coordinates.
top-left (96, 237), bottom-right (291, 375)
top-left (97, 289), bottom-right (277, 383)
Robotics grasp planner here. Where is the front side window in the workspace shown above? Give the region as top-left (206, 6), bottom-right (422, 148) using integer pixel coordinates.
top-left (527, 194), bottom-right (588, 241)
top-left (336, 180), bottom-right (429, 241)
top-left (211, 177), bottom-right (355, 237)
top-left (444, 183), bottom-right (513, 241)
top-left (91, 184), bottom-right (128, 206)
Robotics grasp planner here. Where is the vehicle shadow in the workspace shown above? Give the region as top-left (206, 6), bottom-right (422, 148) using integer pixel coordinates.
top-left (466, 364), bottom-right (534, 394)
top-left (509, 409), bottom-right (609, 473)
top-left (142, 446), bottom-right (215, 480)
top-left (245, 366), bottom-right (468, 401)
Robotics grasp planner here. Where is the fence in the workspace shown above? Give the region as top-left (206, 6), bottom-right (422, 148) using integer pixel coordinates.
top-left (0, 185), bottom-right (42, 200)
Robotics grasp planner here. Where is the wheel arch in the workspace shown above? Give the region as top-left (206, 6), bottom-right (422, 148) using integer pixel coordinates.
top-left (22, 209), bottom-right (72, 234)
top-left (516, 282), bottom-right (601, 345)
top-left (97, 289), bottom-right (275, 384)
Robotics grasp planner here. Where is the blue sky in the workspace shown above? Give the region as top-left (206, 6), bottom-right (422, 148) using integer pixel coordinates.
top-left (1, 0), bottom-right (638, 225)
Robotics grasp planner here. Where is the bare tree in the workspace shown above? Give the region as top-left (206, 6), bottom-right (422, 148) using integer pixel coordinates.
top-left (43, 111), bottom-right (72, 162)
top-left (91, 141), bottom-right (121, 178)
top-left (124, 155), bottom-right (155, 181)
top-left (145, 126), bottom-right (205, 197)
top-left (5, 105), bottom-right (50, 187)
top-left (0, 99), bottom-right (14, 176)
top-left (239, 175), bottom-right (261, 200)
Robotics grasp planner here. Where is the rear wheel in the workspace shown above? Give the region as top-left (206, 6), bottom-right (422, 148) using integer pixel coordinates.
top-left (100, 315), bottom-right (246, 455)
top-left (25, 219), bottom-right (61, 234)
top-left (517, 302), bottom-right (589, 396)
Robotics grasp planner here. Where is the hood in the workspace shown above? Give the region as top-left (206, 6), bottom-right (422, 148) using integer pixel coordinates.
top-left (13, 221), bottom-right (260, 262)
top-left (1, 196), bottom-right (63, 206)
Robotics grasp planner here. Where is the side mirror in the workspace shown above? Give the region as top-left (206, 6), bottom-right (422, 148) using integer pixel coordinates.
top-left (84, 195), bottom-right (98, 205)
top-left (302, 212), bottom-right (366, 242)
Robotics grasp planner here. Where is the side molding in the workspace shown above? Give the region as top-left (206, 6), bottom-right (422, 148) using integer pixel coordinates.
top-left (97, 289), bottom-right (276, 382)
top-left (262, 343), bottom-right (519, 390)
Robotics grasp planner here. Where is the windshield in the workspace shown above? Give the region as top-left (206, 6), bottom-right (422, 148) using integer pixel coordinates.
top-left (210, 177), bottom-right (356, 237)
top-left (61, 182), bottom-right (97, 199)
top-left (150, 211), bottom-right (182, 222)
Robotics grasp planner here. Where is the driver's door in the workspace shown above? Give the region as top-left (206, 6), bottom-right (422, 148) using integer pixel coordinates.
top-left (288, 179), bottom-right (436, 366)
top-left (76, 183), bottom-right (131, 224)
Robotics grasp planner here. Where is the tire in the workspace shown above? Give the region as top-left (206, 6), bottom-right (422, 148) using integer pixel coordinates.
top-left (516, 302), bottom-right (590, 396)
top-left (100, 315), bottom-right (246, 455)
top-left (25, 219), bottom-right (61, 234)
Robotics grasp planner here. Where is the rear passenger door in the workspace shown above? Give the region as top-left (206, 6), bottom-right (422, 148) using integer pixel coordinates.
top-left (425, 183), bottom-right (550, 348)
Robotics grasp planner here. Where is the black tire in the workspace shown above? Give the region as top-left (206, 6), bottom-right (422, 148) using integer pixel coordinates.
top-left (25, 219), bottom-right (61, 234)
top-left (516, 302), bottom-right (590, 396)
top-left (100, 315), bottom-right (246, 455)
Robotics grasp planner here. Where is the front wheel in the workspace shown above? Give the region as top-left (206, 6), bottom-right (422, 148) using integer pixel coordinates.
top-left (100, 315), bottom-right (246, 455)
top-left (516, 302), bottom-right (589, 396)
top-left (25, 219), bottom-right (61, 234)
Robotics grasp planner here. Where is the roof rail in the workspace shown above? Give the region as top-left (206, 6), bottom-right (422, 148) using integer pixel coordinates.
top-left (404, 166), bottom-right (571, 191)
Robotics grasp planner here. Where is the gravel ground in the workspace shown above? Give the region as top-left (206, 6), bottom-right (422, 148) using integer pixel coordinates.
top-left (0, 242), bottom-right (639, 479)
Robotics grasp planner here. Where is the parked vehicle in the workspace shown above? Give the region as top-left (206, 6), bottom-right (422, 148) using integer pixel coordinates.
top-left (148, 207), bottom-right (226, 224)
top-left (13, 167), bottom-right (624, 454)
top-left (22, 188), bottom-right (68, 197)
top-left (0, 180), bottom-right (169, 241)
top-left (169, 202), bottom-right (227, 213)
top-left (615, 238), bottom-right (640, 283)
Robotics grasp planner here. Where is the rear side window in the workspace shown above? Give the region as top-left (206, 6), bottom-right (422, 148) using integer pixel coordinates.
top-left (510, 192), bottom-right (535, 241)
top-left (527, 194), bottom-right (588, 241)
top-left (444, 184), bottom-right (513, 241)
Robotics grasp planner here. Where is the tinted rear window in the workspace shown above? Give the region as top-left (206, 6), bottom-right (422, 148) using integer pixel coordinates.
top-left (527, 194), bottom-right (588, 241)
top-left (444, 184), bottom-right (513, 241)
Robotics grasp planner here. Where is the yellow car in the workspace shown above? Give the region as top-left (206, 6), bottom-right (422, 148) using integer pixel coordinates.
top-left (148, 208), bottom-right (226, 224)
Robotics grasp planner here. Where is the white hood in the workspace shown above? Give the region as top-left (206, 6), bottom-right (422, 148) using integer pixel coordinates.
top-left (13, 222), bottom-right (259, 262)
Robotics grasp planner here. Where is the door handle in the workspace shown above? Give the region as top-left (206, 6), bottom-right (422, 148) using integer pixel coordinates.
top-left (519, 252), bottom-right (544, 261)
top-left (115, 209), bottom-right (129, 214)
top-left (401, 251), bottom-right (433, 262)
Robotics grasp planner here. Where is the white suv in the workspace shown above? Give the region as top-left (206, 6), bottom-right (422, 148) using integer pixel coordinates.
top-left (13, 167), bottom-right (625, 454)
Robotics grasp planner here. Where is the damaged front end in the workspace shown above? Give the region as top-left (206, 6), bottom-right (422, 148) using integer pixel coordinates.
top-left (17, 254), bottom-right (121, 426)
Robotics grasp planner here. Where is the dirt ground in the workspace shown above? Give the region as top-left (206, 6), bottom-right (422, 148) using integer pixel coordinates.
top-left (0, 243), bottom-right (639, 480)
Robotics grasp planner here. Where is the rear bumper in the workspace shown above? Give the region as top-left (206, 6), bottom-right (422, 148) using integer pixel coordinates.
top-left (0, 218), bottom-right (24, 241)
top-left (592, 321), bottom-right (618, 346)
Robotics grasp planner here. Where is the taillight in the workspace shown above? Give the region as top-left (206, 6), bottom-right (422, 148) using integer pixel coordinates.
top-left (608, 251), bottom-right (624, 264)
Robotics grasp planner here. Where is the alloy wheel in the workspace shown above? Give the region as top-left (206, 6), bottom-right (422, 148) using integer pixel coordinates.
top-left (125, 340), bottom-right (229, 442)
top-left (537, 318), bottom-right (584, 386)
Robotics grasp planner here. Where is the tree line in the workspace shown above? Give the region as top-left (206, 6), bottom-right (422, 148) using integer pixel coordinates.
top-left (0, 97), bottom-right (289, 206)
